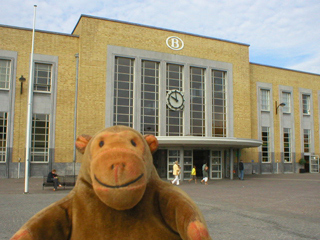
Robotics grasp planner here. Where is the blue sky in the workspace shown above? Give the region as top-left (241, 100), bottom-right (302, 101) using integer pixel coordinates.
top-left (1, 0), bottom-right (319, 74)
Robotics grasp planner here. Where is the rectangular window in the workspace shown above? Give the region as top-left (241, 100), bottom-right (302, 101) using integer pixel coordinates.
top-left (281, 92), bottom-right (291, 113)
top-left (113, 57), bottom-right (134, 127)
top-left (0, 112), bottom-right (8, 162)
top-left (166, 64), bottom-right (183, 136)
top-left (212, 70), bottom-right (226, 137)
top-left (0, 59), bottom-right (11, 89)
top-left (261, 89), bottom-right (270, 111)
top-left (261, 127), bottom-right (270, 163)
top-left (190, 67), bottom-right (205, 136)
top-left (283, 128), bottom-right (291, 163)
top-left (31, 114), bottom-right (49, 162)
top-left (302, 94), bottom-right (310, 114)
top-left (34, 63), bottom-right (52, 92)
top-left (141, 60), bottom-right (159, 135)
top-left (303, 129), bottom-right (310, 153)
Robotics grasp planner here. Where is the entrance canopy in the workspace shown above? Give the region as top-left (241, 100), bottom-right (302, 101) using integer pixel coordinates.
top-left (156, 136), bottom-right (262, 148)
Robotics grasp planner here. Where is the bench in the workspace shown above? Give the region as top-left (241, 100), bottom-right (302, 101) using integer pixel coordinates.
top-left (42, 175), bottom-right (77, 190)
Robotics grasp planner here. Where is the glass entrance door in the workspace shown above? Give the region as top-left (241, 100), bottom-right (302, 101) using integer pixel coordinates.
top-left (183, 150), bottom-right (193, 180)
top-left (211, 150), bottom-right (222, 179)
top-left (310, 155), bottom-right (319, 173)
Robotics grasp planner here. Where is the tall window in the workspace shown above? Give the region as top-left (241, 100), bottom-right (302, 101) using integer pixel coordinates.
top-left (281, 92), bottom-right (291, 113)
top-left (212, 70), bottom-right (226, 137)
top-left (113, 57), bottom-right (134, 127)
top-left (261, 127), bottom-right (270, 163)
top-left (303, 129), bottom-right (310, 153)
top-left (141, 60), bottom-right (159, 135)
top-left (261, 89), bottom-right (270, 111)
top-left (302, 94), bottom-right (310, 114)
top-left (166, 64), bottom-right (183, 136)
top-left (0, 112), bottom-right (8, 162)
top-left (31, 114), bottom-right (49, 162)
top-left (0, 59), bottom-right (11, 89)
top-left (190, 67), bottom-right (205, 136)
top-left (283, 128), bottom-right (291, 163)
top-left (34, 63), bottom-right (52, 92)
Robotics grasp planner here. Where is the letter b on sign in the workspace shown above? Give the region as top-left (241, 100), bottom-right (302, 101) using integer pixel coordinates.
top-left (166, 36), bottom-right (184, 50)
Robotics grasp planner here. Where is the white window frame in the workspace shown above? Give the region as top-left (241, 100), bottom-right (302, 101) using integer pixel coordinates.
top-left (261, 126), bottom-right (271, 163)
top-left (0, 59), bottom-right (11, 90)
top-left (31, 114), bottom-right (50, 162)
top-left (261, 89), bottom-right (270, 111)
top-left (302, 94), bottom-right (311, 115)
top-left (283, 128), bottom-right (292, 163)
top-left (0, 112), bottom-right (8, 162)
top-left (281, 92), bottom-right (291, 113)
top-left (33, 63), bottom-right (52, 92)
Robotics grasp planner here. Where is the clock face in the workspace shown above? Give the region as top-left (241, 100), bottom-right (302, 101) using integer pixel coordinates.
top-left (166, 90), bottom-right (185, 111)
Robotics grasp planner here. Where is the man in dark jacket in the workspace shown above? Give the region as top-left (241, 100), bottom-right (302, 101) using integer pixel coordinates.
top-left (47, 169), bottom-right (62, 191)
top-left (239, 160), bottom-right (244, 180)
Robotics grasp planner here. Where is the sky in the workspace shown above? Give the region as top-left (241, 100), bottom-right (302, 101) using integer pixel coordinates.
top-left (1, 0), bottom-right (320, 74)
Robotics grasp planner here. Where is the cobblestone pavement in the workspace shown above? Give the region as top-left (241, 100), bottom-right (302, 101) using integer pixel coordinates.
top-left (1, 173), bottom-right (320, 240)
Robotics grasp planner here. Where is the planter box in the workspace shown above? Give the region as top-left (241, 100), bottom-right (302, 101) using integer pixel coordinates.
top-left (299, 169), bottom-right (306, 173)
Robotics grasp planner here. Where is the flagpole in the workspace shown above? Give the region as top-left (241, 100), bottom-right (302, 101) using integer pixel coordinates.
top-left (24, 5), bottom-right (37, 194)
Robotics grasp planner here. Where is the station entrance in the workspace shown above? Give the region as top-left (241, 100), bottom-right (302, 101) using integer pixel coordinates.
top-left (153, 149), bottom-right (225, 180)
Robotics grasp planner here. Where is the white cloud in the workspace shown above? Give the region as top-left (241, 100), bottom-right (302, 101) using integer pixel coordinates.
top-left (1, 0), bottom-right (319, 74)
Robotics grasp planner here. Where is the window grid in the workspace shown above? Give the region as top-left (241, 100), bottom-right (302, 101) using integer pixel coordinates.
top-left (141, 60), bottom-right (159, 135)
top-left (34, 63), bottom-right (52, 92)
top-left (166, 64), bottom-right (183, 136)
top-left (0, 59), bottom-right (11, 89)
top-left (302, 94), bottom-right (310, 115)
top-left (0, 112), bottom-right (8, 162)
top-left (261, 89), bottom-right (270, 111)
top-left (212, 70), bottom-right (226, 137)
top-left (113, 57), bottom-right (134, 127)
top-left (283, 128), bottom-right (291, 163)
top-left (261, 127), bottom-right (270, 163)
top-left (281, 92), bottom-right (291, 113)
top-left (303, 129), bottom-right (310, 153)
top-left (31, 114), bottom-right (49, 162)
top-left (190, 67), bottom-right (205, 136)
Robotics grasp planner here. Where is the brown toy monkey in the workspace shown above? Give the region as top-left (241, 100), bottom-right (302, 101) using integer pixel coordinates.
top-left (11, 125), bottom-right (211, 240)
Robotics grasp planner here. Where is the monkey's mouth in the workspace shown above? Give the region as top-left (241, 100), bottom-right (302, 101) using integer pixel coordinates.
top-left (94, 174), bottom-right (144, 189)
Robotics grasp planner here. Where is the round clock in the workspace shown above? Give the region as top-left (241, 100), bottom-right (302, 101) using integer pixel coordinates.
top-left (166, 90), bottom-right (185, 111)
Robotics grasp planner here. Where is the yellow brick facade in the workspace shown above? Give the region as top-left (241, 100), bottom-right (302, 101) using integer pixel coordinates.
top-left (0, 15), bottom-right (319, 178)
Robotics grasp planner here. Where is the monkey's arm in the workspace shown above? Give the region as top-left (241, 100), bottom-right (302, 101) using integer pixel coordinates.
top-left (158, 185), bottom-right (211, 240)
top-left (11, 198), bottom-right (72, 240)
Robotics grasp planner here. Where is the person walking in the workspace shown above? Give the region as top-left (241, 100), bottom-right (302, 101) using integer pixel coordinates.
top-left (171, 161), bottom-right (181, 185)
top-left (202, 162), bottom-right (207, 177)
top-left (239, 160), bottom-right (244, 180)
top-left (188, 165), bottom-right (197, 184)
top-left (201, 166), bottom-right (209, 185)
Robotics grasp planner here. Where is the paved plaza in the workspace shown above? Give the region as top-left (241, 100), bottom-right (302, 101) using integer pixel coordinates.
top-left (1, 173), bottom-right (320, 240)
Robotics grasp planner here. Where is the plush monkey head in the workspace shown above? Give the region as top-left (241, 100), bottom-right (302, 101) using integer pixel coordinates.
top-left (75, 126), bottom-right (158, 210)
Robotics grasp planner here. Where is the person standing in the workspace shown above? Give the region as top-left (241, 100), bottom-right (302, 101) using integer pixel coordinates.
top-left (188, 165), bottom-right (197, 184)
top-left (171, 161), bottom-right (181, 185)
top-left (239, 160), bottom-right (244, 180)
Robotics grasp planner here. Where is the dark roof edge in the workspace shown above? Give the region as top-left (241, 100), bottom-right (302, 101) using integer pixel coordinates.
top-left (73, 14), bottom-right (250, 47)
top-left (0, 24), bottom-right (79, 38)
top-left (250, 62), bottom-right (320, 76)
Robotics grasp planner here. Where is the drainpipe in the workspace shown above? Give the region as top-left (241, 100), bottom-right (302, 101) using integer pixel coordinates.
top-left (73, 53), bottom-right (79, 182)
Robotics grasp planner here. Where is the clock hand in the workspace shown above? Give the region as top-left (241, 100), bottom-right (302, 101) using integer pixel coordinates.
top-left (171, 95), bottom-right (179, 102)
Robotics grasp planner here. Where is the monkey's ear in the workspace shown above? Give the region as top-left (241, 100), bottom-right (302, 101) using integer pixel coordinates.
top-left (144, 135), bottom-right (158, 154)
top-left (75, 134), bottom-right (92, 154)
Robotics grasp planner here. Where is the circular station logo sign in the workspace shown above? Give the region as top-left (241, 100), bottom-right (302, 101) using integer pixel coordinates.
top-left (166, 36), bottom-right (184, 50)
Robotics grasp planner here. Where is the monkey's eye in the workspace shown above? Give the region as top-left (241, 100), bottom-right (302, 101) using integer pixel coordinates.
top-left (99, 141), bottom-right (104, 147)
top-left (131, 140), bottom-right (136, 147)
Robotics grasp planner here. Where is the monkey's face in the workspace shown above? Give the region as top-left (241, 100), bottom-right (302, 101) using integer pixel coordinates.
top-left (89, 129), bottom-right (151, 210)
